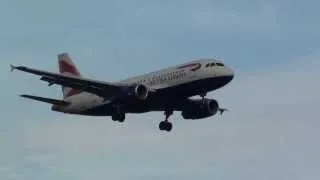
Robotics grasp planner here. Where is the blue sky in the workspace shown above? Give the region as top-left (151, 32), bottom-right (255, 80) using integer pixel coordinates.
top-left (1, 0), bottom-right (320, 179)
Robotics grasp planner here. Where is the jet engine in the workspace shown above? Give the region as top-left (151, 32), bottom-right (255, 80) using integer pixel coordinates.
top-left (121, 84), bottom-right (150, 100)
top-left (133, 84), bottom-right (149, 100)
top-left (181, 99), bottom-right (219, 120)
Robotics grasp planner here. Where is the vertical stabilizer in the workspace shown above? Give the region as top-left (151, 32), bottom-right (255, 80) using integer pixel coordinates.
top-left (58, 53), bottom-right (81, 98)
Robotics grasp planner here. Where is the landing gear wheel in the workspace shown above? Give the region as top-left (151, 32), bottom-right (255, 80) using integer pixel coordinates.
top-left (117, 113), bottom-right (125, 123)
top-left (159, 109), bottom-right (174, 132)
top-left (159, 121), bottom-right (173, 132)
top-left (112, 104), bottom-right (125, 122)
top-left (112, 113), bottom-right (125, 122)
top-left (159, 121), bottom-right (166, 130)
top-left (165, 122), bottom-right (173, 131)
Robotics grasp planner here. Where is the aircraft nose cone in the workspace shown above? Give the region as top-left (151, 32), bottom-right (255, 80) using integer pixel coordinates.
top-left (230, 71), bottom-right (234, 80)
top-left (226, 67), bottom-right (234, 81)
top-left (228, 74), bottom-right (234, 83)
top-left (215, 74), bottom-right (234, 88)
top-left (223, 67), bottom-right (234, 85)
top-left (223, 74), bottom-right (233, 85)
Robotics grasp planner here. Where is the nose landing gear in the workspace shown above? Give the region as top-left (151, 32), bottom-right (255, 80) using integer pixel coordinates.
top-left (159, 110), bottom-right (173, 132)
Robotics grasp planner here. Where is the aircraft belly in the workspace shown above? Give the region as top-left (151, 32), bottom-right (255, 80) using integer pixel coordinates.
top-left (127, 76), bottom-right (232, 113)
top-left (80, 76), bottom-right (233, 116)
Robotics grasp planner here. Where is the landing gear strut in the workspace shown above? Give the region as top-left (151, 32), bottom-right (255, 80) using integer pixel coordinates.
top-left (159, 110), bottom-right (173, 132)
top-left (112, 104), bottom-right (125, 122)
top-left (112, 113), bottom-right (125, 122)
top-left (200, 90), bottom-right (207, 105)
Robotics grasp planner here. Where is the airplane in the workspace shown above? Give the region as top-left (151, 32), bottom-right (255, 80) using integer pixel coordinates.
top-left (11, 53), bottom-right (234, 132)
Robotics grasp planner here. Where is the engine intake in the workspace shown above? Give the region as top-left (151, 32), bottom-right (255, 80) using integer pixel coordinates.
top-left (120, 84), bottom-right (150, 101)
top-left (181, 99), bottom-right (219, 120)
top-left (134, 84), bottom-right (149, 100)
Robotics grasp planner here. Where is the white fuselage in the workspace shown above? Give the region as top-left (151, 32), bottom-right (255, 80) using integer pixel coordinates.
top-left (56, 59), bottom-right (234, 114)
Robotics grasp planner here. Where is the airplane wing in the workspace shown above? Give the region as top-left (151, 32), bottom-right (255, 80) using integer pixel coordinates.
top-left (20, 94), bottom-right (69, 105)
top-left (11, 65), bottom-right (129, 97)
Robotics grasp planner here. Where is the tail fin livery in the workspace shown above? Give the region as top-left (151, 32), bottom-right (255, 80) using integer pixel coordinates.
top-left (58, 53), bottom-right (81, 98)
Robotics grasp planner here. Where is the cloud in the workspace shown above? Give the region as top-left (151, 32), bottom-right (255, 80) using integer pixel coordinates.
top-left (0, 166), bottom-right (23, 180)
top-left (192, 5), bottom-right (277, 31)
top-left (21, 51), bottom-right (320, 179)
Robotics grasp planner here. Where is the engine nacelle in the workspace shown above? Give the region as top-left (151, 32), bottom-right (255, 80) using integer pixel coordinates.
top-left (181, 99), bottom-right (219, 120)
top-left (121, 84), bottom-right (149, 100)
top-left (134, 84), bottom-right (149, 100)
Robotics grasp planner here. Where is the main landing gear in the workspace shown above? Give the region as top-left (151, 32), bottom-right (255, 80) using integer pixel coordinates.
top-left (111, 105), bottom-right (125, 123)
top-left (200, 90), bottom-right (207, 105)
top-left (112, 113), bottom-right (125, 122)
top-left (200, 91), bottom-right (207, 98)
top-left (159, 110), bottom-right (173, 132)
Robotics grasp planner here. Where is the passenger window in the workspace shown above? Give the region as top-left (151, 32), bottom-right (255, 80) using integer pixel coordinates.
top-left (210, 63), bottom-right (215, 67)
top-left (205, 63), bottom-right (210, 68)
top-left (216, 63), bottom-right (224, 66)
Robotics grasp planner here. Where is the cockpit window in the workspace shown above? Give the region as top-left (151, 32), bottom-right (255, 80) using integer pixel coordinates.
top-left (205, 63), bottom-right (219, 68)
top-left (216, 63), bottom-right (224, 66)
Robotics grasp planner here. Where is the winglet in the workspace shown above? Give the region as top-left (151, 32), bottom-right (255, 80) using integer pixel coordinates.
top-left (218, 108), bottom-right (229, 115)
top-left (10, 65), bottom-right (16, 72)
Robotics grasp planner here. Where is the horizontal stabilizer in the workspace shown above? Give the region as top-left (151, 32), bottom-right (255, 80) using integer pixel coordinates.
top-left (20, 94), bottom-right (69, 106)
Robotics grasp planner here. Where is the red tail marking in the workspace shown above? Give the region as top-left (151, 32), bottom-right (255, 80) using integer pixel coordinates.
top-left (177, 63), bottom-right (201, 72)
top-left (66, 88), bottom-right (80, 97)
top-left (59, 60), bottom-right (80, 76)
